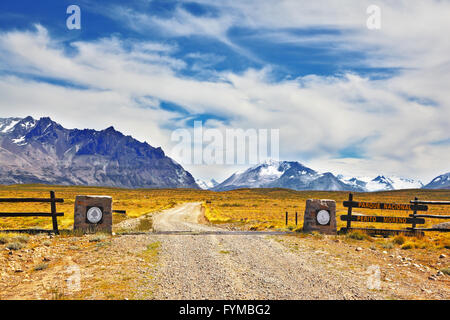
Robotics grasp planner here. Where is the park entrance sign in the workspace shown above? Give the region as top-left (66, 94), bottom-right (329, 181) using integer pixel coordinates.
top-left (339, 194), bottom-right (428, 237)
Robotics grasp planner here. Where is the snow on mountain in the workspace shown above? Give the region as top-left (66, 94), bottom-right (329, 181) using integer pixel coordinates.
top-left (389, 176), bottom-right (423, 190)
top-left (195, 178), bottom-right (219, 190)
top-left (0, 118), bottom-right (21, 133)
top-left (213, 160), bottom-right (299, 191)
top-left (338, 175), bottom-right (423, 191)
top-left (214, 160), bottom-right (425, 192)
top-left (213, 160), bottom-right (364, 192)
top-left (424, 172), bottom-right (450, 189)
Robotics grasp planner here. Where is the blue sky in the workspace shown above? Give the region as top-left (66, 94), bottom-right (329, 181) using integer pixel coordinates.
top-left (0, 0), bottom-right (449, 182)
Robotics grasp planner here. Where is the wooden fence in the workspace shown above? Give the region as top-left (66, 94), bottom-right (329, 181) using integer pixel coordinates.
top-left (0, 191), bottom-right (64, 234)
top-left (339, 193), bottom-right (450, 236)
top-left (408, 198), bottom-right (450, 232)
top-left (285, 211), bottom-right (299, 226)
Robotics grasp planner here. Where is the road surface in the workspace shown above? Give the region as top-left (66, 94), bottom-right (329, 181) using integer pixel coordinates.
top-left (148, 202), bottom-right (382, 299)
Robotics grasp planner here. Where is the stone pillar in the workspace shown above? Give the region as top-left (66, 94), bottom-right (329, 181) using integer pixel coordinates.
top-left (303, 199), bottom-right (336, 235)
top-left (74, 195), bottom-right (112, 234)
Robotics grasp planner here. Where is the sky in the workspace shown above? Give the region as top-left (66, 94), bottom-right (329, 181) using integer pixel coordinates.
top-left (0, 0), bottom-right (449, 184)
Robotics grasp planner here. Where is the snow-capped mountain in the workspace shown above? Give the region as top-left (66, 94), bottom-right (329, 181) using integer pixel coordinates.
top-left (213, 160), bottom-right (425, 192)
top-left (212, 160), bottom-right (365, 192)
top-left (339, 175), bottom-right (423, 191)
top-left (423, 172), bottom-right (450, 189)
top-left (195, 178), bottom-right (219, 190)
top-left (0, 116), bottom-right (199, 189)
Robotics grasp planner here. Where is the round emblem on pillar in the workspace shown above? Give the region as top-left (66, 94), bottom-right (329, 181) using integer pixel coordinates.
top-left (316, 210), bottom-right (330, 225)
top-left (86, 207), bottom-right (103, 224)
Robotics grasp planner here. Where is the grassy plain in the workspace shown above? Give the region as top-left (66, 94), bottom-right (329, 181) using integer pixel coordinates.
top-left (0, 184), bottom-right (449, 248)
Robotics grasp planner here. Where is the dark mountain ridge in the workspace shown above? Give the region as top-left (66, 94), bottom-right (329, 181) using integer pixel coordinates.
top-left (0, 116), bottom-right (198, 189)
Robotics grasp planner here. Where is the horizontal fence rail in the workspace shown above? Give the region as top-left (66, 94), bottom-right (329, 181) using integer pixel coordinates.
top-left (0, 198), bottom-right (64, 203)
top-left (409, 214), bottom-right (450, 219)
top-left (0, 191), bottom-right (64, 234)
top-left (0, 212), bottom-right (64, 217)
top-left (408, 197), bottom-right (450, 233)
top-left (410, 200), bottom-right (450, 205)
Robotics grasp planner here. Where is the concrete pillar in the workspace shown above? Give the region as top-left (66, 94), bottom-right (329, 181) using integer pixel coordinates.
top-left (74, 195), bottom-right (112, 234)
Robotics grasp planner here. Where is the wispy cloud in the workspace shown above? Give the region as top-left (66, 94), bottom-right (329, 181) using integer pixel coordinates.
top-left (0, 0), bottom-right (449, 182)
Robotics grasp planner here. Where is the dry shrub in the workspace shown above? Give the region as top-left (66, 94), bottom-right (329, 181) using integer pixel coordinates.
top-left (392, 235), bottom-right (406, 245)
top-left (347, 231), bottom-right (369, 241)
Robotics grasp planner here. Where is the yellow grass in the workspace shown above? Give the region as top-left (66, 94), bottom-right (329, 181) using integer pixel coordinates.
top-left (0, 185), bottom-right (449, 244)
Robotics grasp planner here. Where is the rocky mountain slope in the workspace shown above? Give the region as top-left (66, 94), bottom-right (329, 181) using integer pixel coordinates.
top-left (0, 116), bottom-right (198, 189)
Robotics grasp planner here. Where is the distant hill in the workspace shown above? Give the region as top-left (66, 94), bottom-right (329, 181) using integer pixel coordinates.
top-left (0, 116), bottom-right (199, 189)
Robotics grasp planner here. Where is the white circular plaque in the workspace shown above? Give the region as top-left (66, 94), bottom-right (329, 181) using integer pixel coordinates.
top-left (86, 207), bottom-right (103, 224)
top-left (316, 210), bottom-right (330, 225)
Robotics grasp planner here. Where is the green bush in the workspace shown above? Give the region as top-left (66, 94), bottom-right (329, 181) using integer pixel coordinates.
top-left (6, 242), bottom-right (24, 250)
top-left (381, 242), bottom-right (394, 249)
top-left (13, 235), bottom-right (29, 243)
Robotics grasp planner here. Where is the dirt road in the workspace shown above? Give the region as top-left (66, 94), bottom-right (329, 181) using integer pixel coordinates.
top-left (2, 202), bottom-right (447, 299)
top-left (148, 202), bottom-right (383, 299)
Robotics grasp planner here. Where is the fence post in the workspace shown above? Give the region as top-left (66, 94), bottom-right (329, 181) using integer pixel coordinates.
top-left (50, 191), bottom-right (59, 235)
top-left (411, 197), bottom-right (418, 231)
top-left (295, 211), bottom-right (298, 226)
top-left (346, 193), bottom-right (353, 230)
top-left (285, 211), bottom-right (288, 226)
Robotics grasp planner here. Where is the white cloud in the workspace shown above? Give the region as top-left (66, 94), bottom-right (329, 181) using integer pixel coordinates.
top-left (0, 0), bottom-right (450, 184)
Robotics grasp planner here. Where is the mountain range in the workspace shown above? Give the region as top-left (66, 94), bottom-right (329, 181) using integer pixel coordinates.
top-left (0, 116), bottom-right (448, 191)
top-left (211, 160), bottom-right (447, 192)
top-left (0, 116), bottom-right (198, 189)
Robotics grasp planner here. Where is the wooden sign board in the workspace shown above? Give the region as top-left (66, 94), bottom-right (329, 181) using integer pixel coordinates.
top-left (343, 201), bottom-right (428, 211)
top-left (341, 215), bottom-right (425, 224)
top-left (339, 227), bottom-right (424, 237)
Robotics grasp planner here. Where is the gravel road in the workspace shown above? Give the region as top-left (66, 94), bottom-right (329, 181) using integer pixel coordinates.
top-left (148, 203), bottom-right (383, 300)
